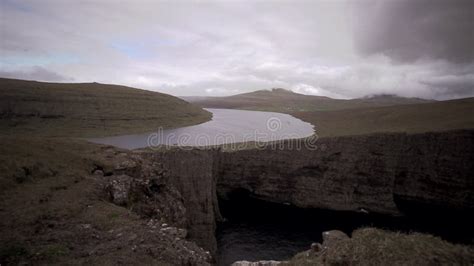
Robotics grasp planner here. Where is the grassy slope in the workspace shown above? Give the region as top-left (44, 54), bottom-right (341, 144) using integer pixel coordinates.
top-left (292, 97), bottom-right (474, 137)
top-left (0, 137), bottom-right (124, 264)
top-left (289, 228), bottom-right (473, 265)
top-left (0, 78), bottom-right (214, 264)
top-left (0, 137), bottom-right (212, 265)
top-left (0, 78), bottom-right (211, 137)
top-left (184, 88), bottom-right (433, 112)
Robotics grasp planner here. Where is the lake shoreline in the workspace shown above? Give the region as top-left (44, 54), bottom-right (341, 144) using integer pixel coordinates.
top-left (88, 108), bottom-right (315, 149)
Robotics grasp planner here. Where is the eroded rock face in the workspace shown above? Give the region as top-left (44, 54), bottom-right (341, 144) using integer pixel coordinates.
top-left (105, 174), bottom-right (132, 206)
top-left (103, 169), bottom-right (188, 227)
top-left (101, 130), bottom-right (473, 263)
top-left (218, 130), bottom-right (474, 215)
top-left (104, 148), bottom-right (222, 256)
top-left (140, 148), bottom-right (223, 255)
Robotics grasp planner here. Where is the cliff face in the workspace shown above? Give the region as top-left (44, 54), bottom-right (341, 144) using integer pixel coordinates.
top-left (100, 147), bottom-right (221, 259)
top-left (139, 148), bottom-right (222, 255)
top-left (392, 131), bottom-right (474, 211)
top-left (103, 130), bottom-right (473, 261)
top-left (218, 130), bottom-right (474, 215)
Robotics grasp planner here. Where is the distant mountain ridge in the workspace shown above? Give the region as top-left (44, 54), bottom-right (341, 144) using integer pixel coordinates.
top-left (183, 89), bottom-right (433, 112)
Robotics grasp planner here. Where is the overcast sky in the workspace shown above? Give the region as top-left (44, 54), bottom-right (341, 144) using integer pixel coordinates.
top-left (1, 0), bottom-right (473, 99)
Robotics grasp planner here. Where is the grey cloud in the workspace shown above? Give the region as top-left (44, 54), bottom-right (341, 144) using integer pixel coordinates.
top-left (420, 74), bottom-right (474, 99)
top-left (353, 0), bottom-right (474, 64)
top-left (0, 66), bottom-right (73, 82)
top-left (0, 0), bottom-right (473, 100)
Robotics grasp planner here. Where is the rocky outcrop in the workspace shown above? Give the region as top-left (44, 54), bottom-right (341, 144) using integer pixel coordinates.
top-left (103, 148), bottom-right (222, 257)
top-left (321, 230), bottom-right (350, 247)
top-left (139, 148), bottom-right (223, 255)
top-left (218, 130), bottom-right (474, 215)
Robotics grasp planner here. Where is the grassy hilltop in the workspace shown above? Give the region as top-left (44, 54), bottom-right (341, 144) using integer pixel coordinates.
top-left (0, 78), bottom-right (211, 137)
top-left (294, 97), bottom-right (474, 137)
top-left (183, 88), bottom-right (433, 112)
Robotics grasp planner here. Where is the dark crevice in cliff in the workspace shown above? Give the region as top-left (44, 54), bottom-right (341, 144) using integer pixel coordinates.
top-left (393, 194), bottom-right (474, 243)
top-left (216, 189), bottom-right (474, 265)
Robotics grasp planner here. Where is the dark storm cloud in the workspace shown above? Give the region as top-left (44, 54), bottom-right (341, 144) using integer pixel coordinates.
top-left (354, 0), bottom-right (474, 64)
top-left (420, 72), bottom-right (474, 99)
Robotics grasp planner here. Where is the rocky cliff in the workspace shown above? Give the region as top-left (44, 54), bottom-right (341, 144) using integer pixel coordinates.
top-left (218, 130), bottom-right (474, 216)
top-left (139, 148), bottom-right (223, 254)
top-left (3, 130), bottom-right (471, 265)
top-left (103, 130), bottom-right (473, 262)
top-left (104, 148), bottom-right (222, 256)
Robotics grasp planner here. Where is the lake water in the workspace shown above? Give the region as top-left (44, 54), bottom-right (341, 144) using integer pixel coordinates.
top-left (88, 108), bottom-right (315, 149)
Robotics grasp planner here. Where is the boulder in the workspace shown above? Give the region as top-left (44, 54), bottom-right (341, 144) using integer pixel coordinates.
top-left (105, 175), bottom-right (132, 206)
top-left (322, 230), bottom-right (349, 248)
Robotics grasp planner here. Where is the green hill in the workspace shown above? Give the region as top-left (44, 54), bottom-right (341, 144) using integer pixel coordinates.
top-left (292, 97), bottom-right (474, 137)
top-left (0, 78), bottom-right (211, 137)
top-left (183, 88), bottom-right (433, 112)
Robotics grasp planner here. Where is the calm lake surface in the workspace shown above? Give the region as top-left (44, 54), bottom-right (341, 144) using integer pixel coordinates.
top-left (89, 108), bottom-right (315, 149)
